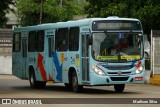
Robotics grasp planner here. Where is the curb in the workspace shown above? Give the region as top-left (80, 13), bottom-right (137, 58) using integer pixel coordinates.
top-left (150, 75), bottom-right (160, 85)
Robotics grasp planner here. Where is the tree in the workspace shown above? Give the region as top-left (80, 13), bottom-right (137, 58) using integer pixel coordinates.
top-left (85, 0), bottom-right (160, 35)
top-left (0, 0), bottom-right (15, 27)
top-left (16, 0), bottom-right (86, 26)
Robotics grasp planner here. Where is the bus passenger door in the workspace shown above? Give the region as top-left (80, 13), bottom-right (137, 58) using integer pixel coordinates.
top-left (45, 35), bottom-right (55, 81)
top-left (82, 33), bottom-right (90, 82)
top-left (21, 38), bottom-right (27, 79)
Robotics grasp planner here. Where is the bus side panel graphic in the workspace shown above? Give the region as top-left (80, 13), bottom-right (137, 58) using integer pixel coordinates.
top-left (37, 53), bottom-right (47, 81)
top-left (53, 52), bottom-right (62, 82)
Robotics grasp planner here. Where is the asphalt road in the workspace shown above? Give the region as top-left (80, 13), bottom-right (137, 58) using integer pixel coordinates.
top-left (0, 75), bottom-right (160, 107)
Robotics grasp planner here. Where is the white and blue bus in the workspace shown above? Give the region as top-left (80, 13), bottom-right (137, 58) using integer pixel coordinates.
top-left (12, 17), bottom-right (144, 93)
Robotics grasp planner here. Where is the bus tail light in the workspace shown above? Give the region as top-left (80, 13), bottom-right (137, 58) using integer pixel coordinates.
top-left (91, 65), bottom-right (106, 76)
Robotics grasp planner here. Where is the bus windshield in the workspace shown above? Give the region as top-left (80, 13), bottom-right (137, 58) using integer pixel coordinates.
top-left (92, 32), bottom-right (143, 62)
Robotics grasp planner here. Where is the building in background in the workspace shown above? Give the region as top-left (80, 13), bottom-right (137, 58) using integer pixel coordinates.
top-left (5, 3), bottom-right (18, 29)
top-left (6, 11), bottom-right (17, 29)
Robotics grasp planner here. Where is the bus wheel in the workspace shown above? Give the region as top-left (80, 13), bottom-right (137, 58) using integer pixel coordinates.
top-left (72, 72), bottom-right (83, 93)
top-left (114, 84), bottom-right (125, 93)
top-left (29, 70), bottom-right (38, 88)
top-left (29, 70), bottom-right (46, 88)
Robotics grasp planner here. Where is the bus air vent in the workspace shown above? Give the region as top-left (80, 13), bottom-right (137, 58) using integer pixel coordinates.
top-left (108, 72), bottom-right (131, 75)
top-left (103, 65), bottom-right (133, 70)
top-left (110, 77), bottom-right (129, 81)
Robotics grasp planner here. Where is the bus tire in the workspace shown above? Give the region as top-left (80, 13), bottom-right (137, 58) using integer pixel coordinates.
top-left (72, 72), bottom-right (83, 93)
top-left (29, 69), bottom-right (38, 88)
top-left (114, 84), bottom-right (125, 93)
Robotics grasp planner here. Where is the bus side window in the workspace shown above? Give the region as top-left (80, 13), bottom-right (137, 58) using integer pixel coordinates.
top-left (56, 28), bottom-right (68, 51)
top-left (69, 27), bottom-right (79, 51)
top-left (13, 33), bottom-right (21, 52)
top-left (37, 30), bottom-right (44, 52)
top-left (28, 31), bottom-right (36, 52)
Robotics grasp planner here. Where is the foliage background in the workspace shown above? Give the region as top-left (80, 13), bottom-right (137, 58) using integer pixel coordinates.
top-left (16, 0), bottom-right (86, 26)
top-left (0, 0), bottom-right (14, 27)
top-left (85, 0), bottom-right (160, 35)
top-left (0, 0), bottom-right (160, 35)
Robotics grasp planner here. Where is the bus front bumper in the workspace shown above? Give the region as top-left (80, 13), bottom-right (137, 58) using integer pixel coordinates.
top-left (89, 72), bottom-right (144, 86)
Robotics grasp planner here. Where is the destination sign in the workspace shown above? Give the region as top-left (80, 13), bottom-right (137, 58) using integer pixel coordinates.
top-left (92, 20), bottom-right (142, 31)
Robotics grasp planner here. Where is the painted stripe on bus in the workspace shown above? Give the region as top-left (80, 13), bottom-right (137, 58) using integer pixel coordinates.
top-left (52, 52), bottom-right (62, 82)
top-left (37, 53), bottom-right (47, 81)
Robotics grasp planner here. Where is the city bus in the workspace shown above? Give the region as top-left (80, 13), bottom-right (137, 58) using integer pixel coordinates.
top-left (12, 17), bottom-right (145, 93)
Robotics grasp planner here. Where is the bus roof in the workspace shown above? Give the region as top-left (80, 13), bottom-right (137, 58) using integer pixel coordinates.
top-left (14, 17), bottom-right (140, 32)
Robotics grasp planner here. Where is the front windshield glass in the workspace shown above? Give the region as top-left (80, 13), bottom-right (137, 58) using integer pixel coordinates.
top-left (92, 32), bottom-right (143, 62)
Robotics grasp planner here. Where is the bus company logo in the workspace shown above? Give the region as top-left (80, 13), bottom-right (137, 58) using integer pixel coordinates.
top-left (2, 99), bottom-right (11, 104)
top-left (117, 71), bottom-right (122, 75)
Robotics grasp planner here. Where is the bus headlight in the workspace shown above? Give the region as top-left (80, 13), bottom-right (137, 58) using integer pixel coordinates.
top-left (134, 66), bottom-right (144, 74)
top-left (91, 66), bottom-right (106, 76)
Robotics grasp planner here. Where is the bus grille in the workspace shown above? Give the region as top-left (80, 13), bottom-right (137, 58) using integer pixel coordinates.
top-left (110, 77), bottom-right (129, 81)
top-left (107, 72), bottom-right (131, 75)
top-left (103, 65), bottom-right (133, 70)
